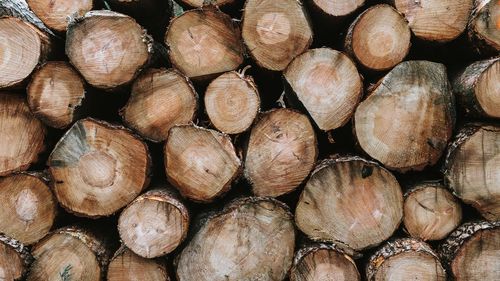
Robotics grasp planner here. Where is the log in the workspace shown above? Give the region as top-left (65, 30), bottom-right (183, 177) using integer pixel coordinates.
top-left (290, 244), bottom-right (361, 281)
top-left (443, 124), bottom-right (500, 221)
top-left (453, 57), bottom-right (500, 119)
top-left (27, 226), bottom-right (111, 281)
top-left (120, 68), bottom-right (198, 142)
top-left (403, 181), bottom-right (462, 241)
top-left (393, 0), bottom-right (474, 42)
top-left (0, 93), bottom-right (46, 176)
top-left (175, 197), bottom-right (295, 281)
top-left (204, 70), bottom-right (260, 134)
top-left (367, 238), bottom-right (446, 281)
top-left (468, 0), bottom-right (500, 54)
top-left (107, 246), bottom-right (170, 281)
top-left (0, 173), bottom-right (57, 245)
top-left (164, 125), bottom-right (241, 202)
top-left (118, 188), bottom-right (189, 258)
top-left (283, 48), bottom-right (362, 131)
top-left (344, 4), bottom-right (411, 71)
top-left (27, 61), bottom-right (87, 129)
top-left (439, 221), bottom-right (500, 281)
top-left (0, 234), bottom-right (31, 281)
top-left (242, 0), bottom-right (313, 71)
top-left (244, 108), bottom-right (317, 197)
top-left (0, 0), bottom-right (53, 89)
top-left (179, 0), bottom-right (235, 8)
top-left (165, 7), bottom-right (244, 80)
top-left (308, 0), bottom-right (364, 19)
top-left (354, 61), bottom-right (455, 172)
top-left (66, 10), bottom-right (152, 90)
top-left (26, 0), bottom-right (93, 32)
top-left (295, 156), bottom-right (403, 251)
top-left (48, 118), bottom-right (151, 218)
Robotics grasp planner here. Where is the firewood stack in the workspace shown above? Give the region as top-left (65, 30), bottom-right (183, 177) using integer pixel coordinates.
top-left (0, 0), bottom-right (498, 280)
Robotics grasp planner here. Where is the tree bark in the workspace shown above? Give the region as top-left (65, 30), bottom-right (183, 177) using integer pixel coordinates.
top-left (107, 245), bottom-right (170, 281)
top-left (443, 124), bottom-right (500, 221)
top-left (164, 125), bottom-right (241, 203)
top-left (344, 4), bottom-right (411, 71)
top-left (439, 221), bottom-right (500, 281)
top-left (403, 181), bottom-right (462, 241)
top-left (290, 243), bottom-right (361, 281)
top-left (367, 238), bottom-right (446, 281)
top-left (48, 118), bottom-right (151, 218)
top-left (452, 57), bottom-right (500, 119)
top-left (392, 0), bottom-right (474, 42)
top-left (179, 0), bottom-right (235, 8)
top-left (354, 60), bottom-right (455, 172)
top-left (0, 234), bottom-right (32, 281)
top-left (244, 108), bottom-right (317, 197)
top-left (242, 0), bottom-right (313, 71)
top-left (165, 7), bottom-right (244, 80)
top-left (0, 93), bottom-right (46, 176)
top-left (468, 0), bottom-right (500, 55)
top-left (204, 69), bottom-right (260, 134)
top-left (120, 68), bottom-right (198, 142)
top-left (284, 48), bottom-right (362, 131)
top-left (295, 156), bottom-right (403, 251)
top-left (66, 10), bottom-right (153, 90)
top-left (27, 61), bottom-right (87, 129)
top-left (27, 226), bottom-right (111, 281)
top-left (175, 197), bottom-right (295, 281)
top-left (26, 0), bottom-right (93, 32)
top-left (118, 188), bottom-right (190, 258)
top-left (0, 173), bottom-right (57, 245)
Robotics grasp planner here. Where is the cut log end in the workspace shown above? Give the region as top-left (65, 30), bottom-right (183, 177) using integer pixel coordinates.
top-left (295, 156), bottom-right (403, 251)
top-left (48, 118), bottom-right (150, 217)
top-left (165, 8), bottom-right (244, 80)
top-left (468, 0), bottom-right (500, 53)
top-left (118, 189), bottom-right (189, 258)
top-left (180, 0), bottom-right (235, 8)
top-left (176, 197), bottom-right (295, 281)
top-left (165, 125), bottom-right (241, 202)
top-left (367, 238), bottom-right (446, 281)
top-left (0, 93), bottom-right (46, 176)
top-left (121, 68), bottom-right (197, 142)
top-left (242, 0), bottom-right (313, 71)
top-left (346, 4), bottom-right (410, 71)
top-left (27, 61), bottom-right (86, 129)
top-left (284, 48), bottom-right (362, 131)
top-left (66, 11), bottom-right (150, 89)
top-left (204, 70), bottom-right (260, 134)
top-left (0, 234), bottom-right (31, 281)
top-left (244, 108), bottom-right (317, 197)
top-left (27, 0), bottom-right (93, 32)
top-left (107, 246), bottom-right (169, 281)
top-left (311, 0), bottom-right (364, 17)
top-left (394, 0), bottom-right (474, 42)
top-left (444, 124), bottom-right (500, 221)
top-left (354, 61), bottom-right (454, 172)
top-left (403, 182), bottom-right (462, 241)
top-left (290, 244), bottom-right (360, 281)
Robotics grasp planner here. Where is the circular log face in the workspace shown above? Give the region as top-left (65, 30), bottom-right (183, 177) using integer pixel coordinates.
top-left (295, 157), bottom-right (403, 250)
top-left (476, 60), bottom-right (500, 118)
top-left (469, 0), bottom-right (500, 52)
top-left (312, 0), bottom-right (365, 16)
top-left (27, 0), bottom-right (93, 32)
top-left (107, 247), bottom-right (169, 281)
top-left (0, 240), bottom-right (25, 281)
top-left (374, 251), bottom-right (446, 281)
top-left (48, 118), bottom-right (150, 217)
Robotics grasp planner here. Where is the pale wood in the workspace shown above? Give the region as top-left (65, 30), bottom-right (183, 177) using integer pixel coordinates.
top-left (0, 234), bottom-right (31, 281)
top-left (48, 118), bottom-right (151, 218)
top-left (444, 124), bottom-right (500, 221)
top-left (107, 246), bottom-right (170, 281)
top-left (309, 0), bottom-right (364, 17)
top-left (27, 0), bottom-right (93, 32)
top-left (284, 48), bottom-right (362, 131)
top-left (0, 93), bottom-right (46, 176)
top-left (244, 108), bottom-right (317, 197)
top-left (295, 156), bottom-right (403, 251)
top-left (468, 0), bottom-right (500, 54)
top-left (120, 68), bottom-right (197, 142)
top-left (354, 61), bottom-right (454, 172)
top-left (27, 61), bottom-right (86, 129)
top-left (242, 0), bottom-right (313, 71)
top-left (165, 125), bottom-right (241, 202)
top-left (176, 197), bottom-right (295, 281)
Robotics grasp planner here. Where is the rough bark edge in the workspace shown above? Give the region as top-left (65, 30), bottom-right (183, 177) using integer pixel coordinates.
top-left (47, 117), bottom-right (152, 218)
top-left (403, 180), bottom-right (445, 198)
top-left (0, 233), bottom-right (33, 280)
top-left (438, 220), bottom-right (500, 268)
top-left (293, 242), bottom-right (361, 267)
top-left (164, 124), bottom-right (242, 203)
top-left (108, 244), bottom-right (169, 280)
top-left (468, 0), bottom-right (500, 55)
top-left (366, 238), bottom-right (443, 281)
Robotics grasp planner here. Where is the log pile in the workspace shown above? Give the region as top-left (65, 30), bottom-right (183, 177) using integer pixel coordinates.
top-left (0, 0), bottom-right (498, 280)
